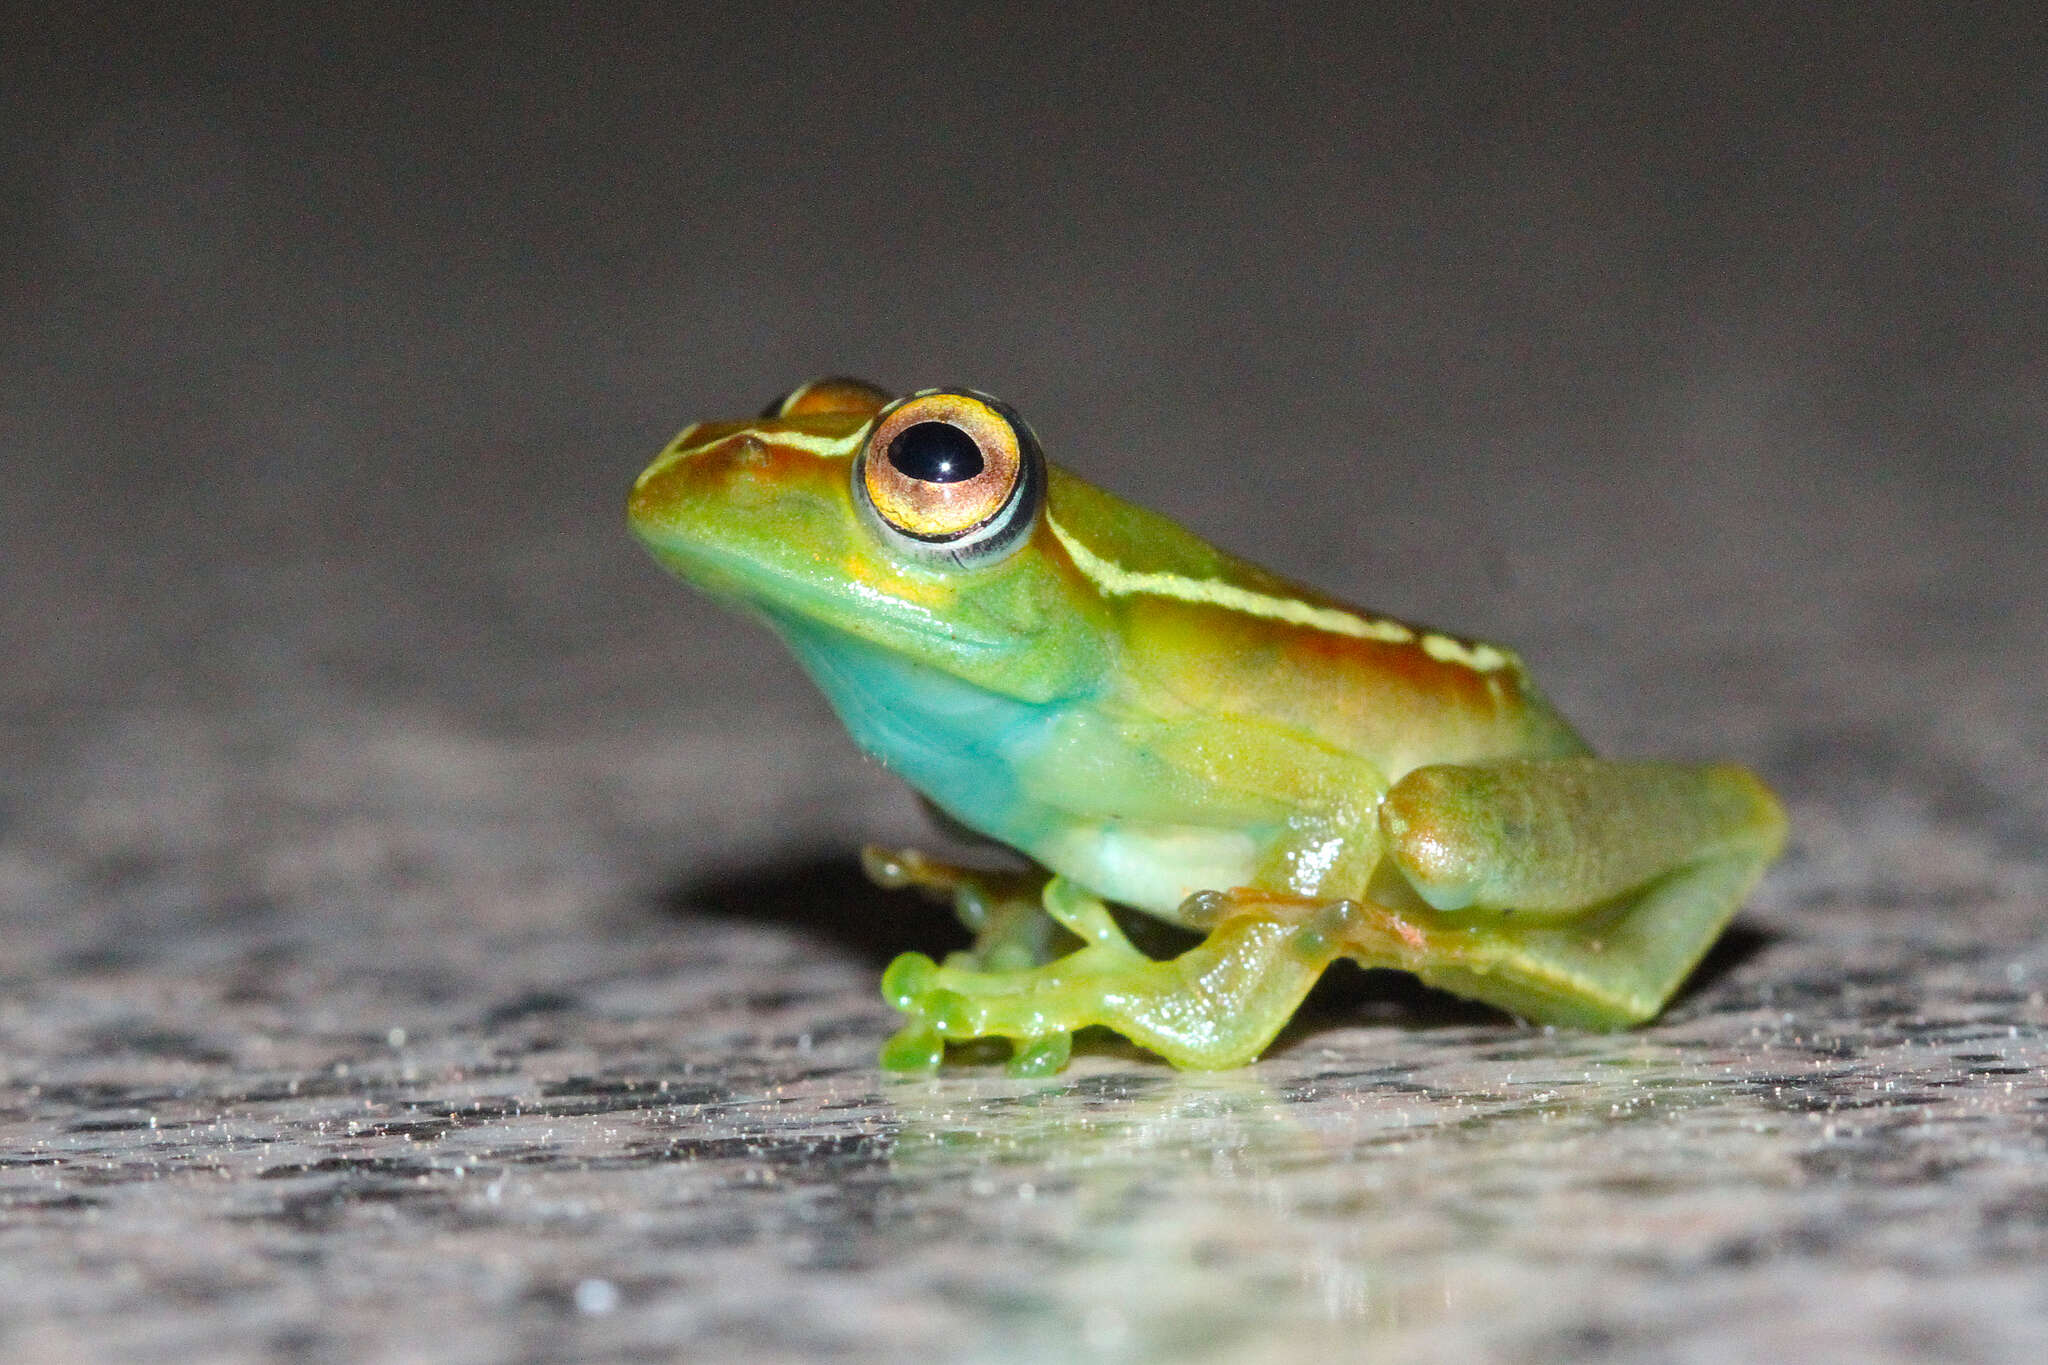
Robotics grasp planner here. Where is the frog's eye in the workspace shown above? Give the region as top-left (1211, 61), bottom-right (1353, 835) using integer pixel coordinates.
top-left (855, 389), bottom-right (1043, 565)
top-left (760, 376), bottom-right (893, 419)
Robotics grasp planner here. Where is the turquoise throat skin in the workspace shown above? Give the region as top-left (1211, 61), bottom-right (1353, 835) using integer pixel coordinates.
top-left (629, 379), bottom-right (1787, 1074)
top-left (770, 610), bottom-right (1072, 857)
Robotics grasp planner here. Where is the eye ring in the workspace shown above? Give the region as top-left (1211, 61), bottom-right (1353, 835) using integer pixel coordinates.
top-left (855, 389), bottom-right (1043, 564)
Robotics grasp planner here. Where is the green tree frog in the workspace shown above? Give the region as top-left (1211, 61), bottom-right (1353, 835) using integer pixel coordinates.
top-left (629, 379), bottom-right (1787, 1075)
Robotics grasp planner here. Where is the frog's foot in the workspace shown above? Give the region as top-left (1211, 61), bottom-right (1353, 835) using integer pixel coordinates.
top-left (861, 845), bottom-right (1066, 971)
top-left (880, 884), bottom-right (1354, 1075)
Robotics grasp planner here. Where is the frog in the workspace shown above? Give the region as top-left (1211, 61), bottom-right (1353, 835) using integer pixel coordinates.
top-left (628, 378), bottom-right (1787, 1075)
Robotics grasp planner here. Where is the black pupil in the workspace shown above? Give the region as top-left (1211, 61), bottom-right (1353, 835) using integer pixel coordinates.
top-left (887, 422), bottom-right (984, 484)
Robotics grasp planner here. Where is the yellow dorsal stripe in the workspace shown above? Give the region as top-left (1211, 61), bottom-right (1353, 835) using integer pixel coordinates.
top-left (634, 423), bottom-right (870, 489)
top-left (763, 427), bottom-right (870, 458)
top-left (1047, 515), bottom-right (1513, 673)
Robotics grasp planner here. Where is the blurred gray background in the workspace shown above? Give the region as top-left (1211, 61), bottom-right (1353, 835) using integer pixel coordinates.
top-left (3, 4), bottom-right (2046, 1361)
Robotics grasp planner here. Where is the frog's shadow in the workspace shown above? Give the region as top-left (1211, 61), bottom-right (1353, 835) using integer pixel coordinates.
top-left (662, 855), bottom-right (970, 967)
top-left (665, 854), bottom-right (1774, 1042)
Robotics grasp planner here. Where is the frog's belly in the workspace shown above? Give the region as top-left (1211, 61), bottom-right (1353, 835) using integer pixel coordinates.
top-left (1032, 821), bottom-right (1259, 922)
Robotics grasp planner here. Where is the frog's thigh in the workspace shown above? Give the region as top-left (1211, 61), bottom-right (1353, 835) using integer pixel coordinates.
top-left (1374, 758), bottom-right (1787, 1025)
top-left (1380, 758), bottom-right (1783, 914)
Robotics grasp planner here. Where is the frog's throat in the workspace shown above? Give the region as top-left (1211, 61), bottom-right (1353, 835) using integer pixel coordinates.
top-left (765, 610), bottom-right (1072, 857)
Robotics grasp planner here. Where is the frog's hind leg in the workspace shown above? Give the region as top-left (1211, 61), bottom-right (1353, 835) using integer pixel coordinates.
top-left (1368, 757), bottom-right (1787, 1027)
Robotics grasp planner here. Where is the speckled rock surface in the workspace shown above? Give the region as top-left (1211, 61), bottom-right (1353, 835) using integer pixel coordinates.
top-left (5, 7), bottom-right (2046, 1361)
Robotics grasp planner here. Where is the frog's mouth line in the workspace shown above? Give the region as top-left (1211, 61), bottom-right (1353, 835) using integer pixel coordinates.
top-left (633, 527), bottom-right (1009, 656)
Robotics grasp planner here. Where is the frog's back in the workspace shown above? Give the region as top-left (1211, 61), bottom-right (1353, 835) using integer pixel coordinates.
top-left (1042, 469), bottom-right (1589, 775)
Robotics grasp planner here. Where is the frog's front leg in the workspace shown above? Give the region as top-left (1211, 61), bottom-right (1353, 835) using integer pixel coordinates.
top-left (860, 845), bottom-right (1069, 972)
top-left (880, 876), bottom-right (1345, 1075)
top-left (878, 724), bottom-right (1395, 1074)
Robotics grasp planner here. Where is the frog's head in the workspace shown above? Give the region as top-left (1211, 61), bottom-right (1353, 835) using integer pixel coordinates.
top-left (628, 379), bottom-right (1114, 703)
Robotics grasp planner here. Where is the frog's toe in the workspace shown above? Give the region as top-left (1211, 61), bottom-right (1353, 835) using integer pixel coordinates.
top-left (1005, 1032), bottom-right (1074, 1077)
top-left (881, 951), bottom-right (939, 1011)
top-left (880, 1019), bottom-right (945, 1072)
